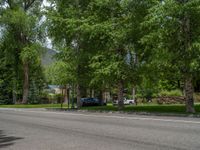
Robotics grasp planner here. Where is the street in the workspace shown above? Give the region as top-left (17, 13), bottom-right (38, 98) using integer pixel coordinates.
top-left (0, 108), bottom-right (200, 150)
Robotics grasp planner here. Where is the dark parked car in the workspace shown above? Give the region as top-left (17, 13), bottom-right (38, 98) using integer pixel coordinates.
top-left (81, 98), bottom-right (100, 106)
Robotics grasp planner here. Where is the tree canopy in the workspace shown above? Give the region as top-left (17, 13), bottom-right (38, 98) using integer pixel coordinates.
top-left (0, 0), bottom-right (200, 112)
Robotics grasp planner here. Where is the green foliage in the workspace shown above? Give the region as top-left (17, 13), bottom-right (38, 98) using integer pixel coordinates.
top-left (28, 64), bottom-right (46, 104)
top-left (0, 82), bottom-right (13, 104)
top-left (45, 61), bottom-right (76, 85)
top-left (0, 0), bottom-right (199, 108)
top-left (142, 0), bottom-right (200, 77)
top-left (46, 0), bottom-right (94, 90)
top-left (0, 42), bottom-right (15, 104)
top-left (0, 0), bottom-right (46, 104)
top-left (140, 0), bottom-right (200, 112)
top-left (159, 89), bottom-right (183, 97)
top-left (20, 44), bottom-right (42, 63)
top-left (28, 81), bottom-right (41, 104)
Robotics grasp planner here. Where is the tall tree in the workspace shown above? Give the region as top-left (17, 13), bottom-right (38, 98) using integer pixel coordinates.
top-left (46, 0), bottom-right (93, 108)
top-left (82, 0), bottom-right (154, 109)
top-left (142, 0), bottom-right (200, 112)
top-left (46, 0), bottom-right (154, 110)
top-left (0, 0), bottom-right (44, 103)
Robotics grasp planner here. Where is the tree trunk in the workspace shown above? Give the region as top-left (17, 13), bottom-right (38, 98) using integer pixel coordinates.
top-left (76, 84), bottom-right (81, 109)
top-left (64, 85), bottom-right (69, 104)
top-left (118, 80), bottom-right (124, 110)
top-left (99, 90), bottom-right (104, 106)
top-left (180, 0), bottom-right (195, 113)
top-left (13, 47), bottom-right (20, 104)
top-left (12, 80), bottom-right (17, 104)
top-left (86, 89), bottom-right (90, 97)
top-left (91, 89), bottom-right (94, 98)
top-left (105, 91), bottom-right (108, 103)
top-left (132, 87), bottom-right (136, 100)
top-left (61, 87), bottom-right (64, 108)
top-left (132, 87), bottom-right (137, 105)
top-left (184, 76), bottom-right (195, 113)
top-left (22, 61), bottom-right (29, 104)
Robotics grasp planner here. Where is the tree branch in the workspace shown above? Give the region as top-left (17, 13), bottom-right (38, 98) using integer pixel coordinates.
top-left (24, 0), bottom-right (36, 11)
top-left (7, 0), bottom-right (12, 8)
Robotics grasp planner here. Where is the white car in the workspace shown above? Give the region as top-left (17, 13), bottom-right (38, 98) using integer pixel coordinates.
top-left (124, 99), bottom-right (135, 105)
top-left (113, 99), bottom-right (135, 105)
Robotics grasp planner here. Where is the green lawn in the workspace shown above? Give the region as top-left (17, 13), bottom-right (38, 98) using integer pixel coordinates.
top-left (0, 103), bottom-right (200, 114)
top-left (0, 104), bottom-right (68, 108)
top-left (81, 104), bottom-right (200, 114)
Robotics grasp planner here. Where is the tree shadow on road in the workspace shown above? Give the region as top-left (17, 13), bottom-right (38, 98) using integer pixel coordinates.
top-left (0, 130), bottom-right (23, 149)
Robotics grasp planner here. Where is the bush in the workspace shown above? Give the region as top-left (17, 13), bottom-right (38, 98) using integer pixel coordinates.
top-left (159, 89), bottom-right (183, 97)
top-left (136, 88), bottom-right (157, 103)
top-left (55, 94), bottom-right (63, 103)
top-left (194, 93), bottom-right (200, 102)
top-left (0, 84), bottom-right (13, 104)
top-left (40, 91), bottom-right (50, 104)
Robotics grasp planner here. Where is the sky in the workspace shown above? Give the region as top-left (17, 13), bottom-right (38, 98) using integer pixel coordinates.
top-left (43, 0), bottom-right (51, 7)
top-left (42, 0), bottom-right (52, 49)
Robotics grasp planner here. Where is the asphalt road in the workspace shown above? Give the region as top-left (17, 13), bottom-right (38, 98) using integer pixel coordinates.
top-left (0, 108), bottom-right (200, 150)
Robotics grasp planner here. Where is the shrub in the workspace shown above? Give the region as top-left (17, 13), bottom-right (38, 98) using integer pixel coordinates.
top-left (159, 89), bottom-right (183, 97)
top-left (55, 94), bottom-right (63, 103)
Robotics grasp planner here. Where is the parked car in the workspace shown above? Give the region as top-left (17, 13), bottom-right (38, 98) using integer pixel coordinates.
top-left (124, 99), bottom-right (135, 105)
top-left (81, 98), bottom-right (100, 106)
top-left (113, 98), bottom-right (135, 105)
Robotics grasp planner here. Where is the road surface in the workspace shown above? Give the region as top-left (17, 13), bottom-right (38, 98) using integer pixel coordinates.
top-left (0, 108), bottom-right (200, 150)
